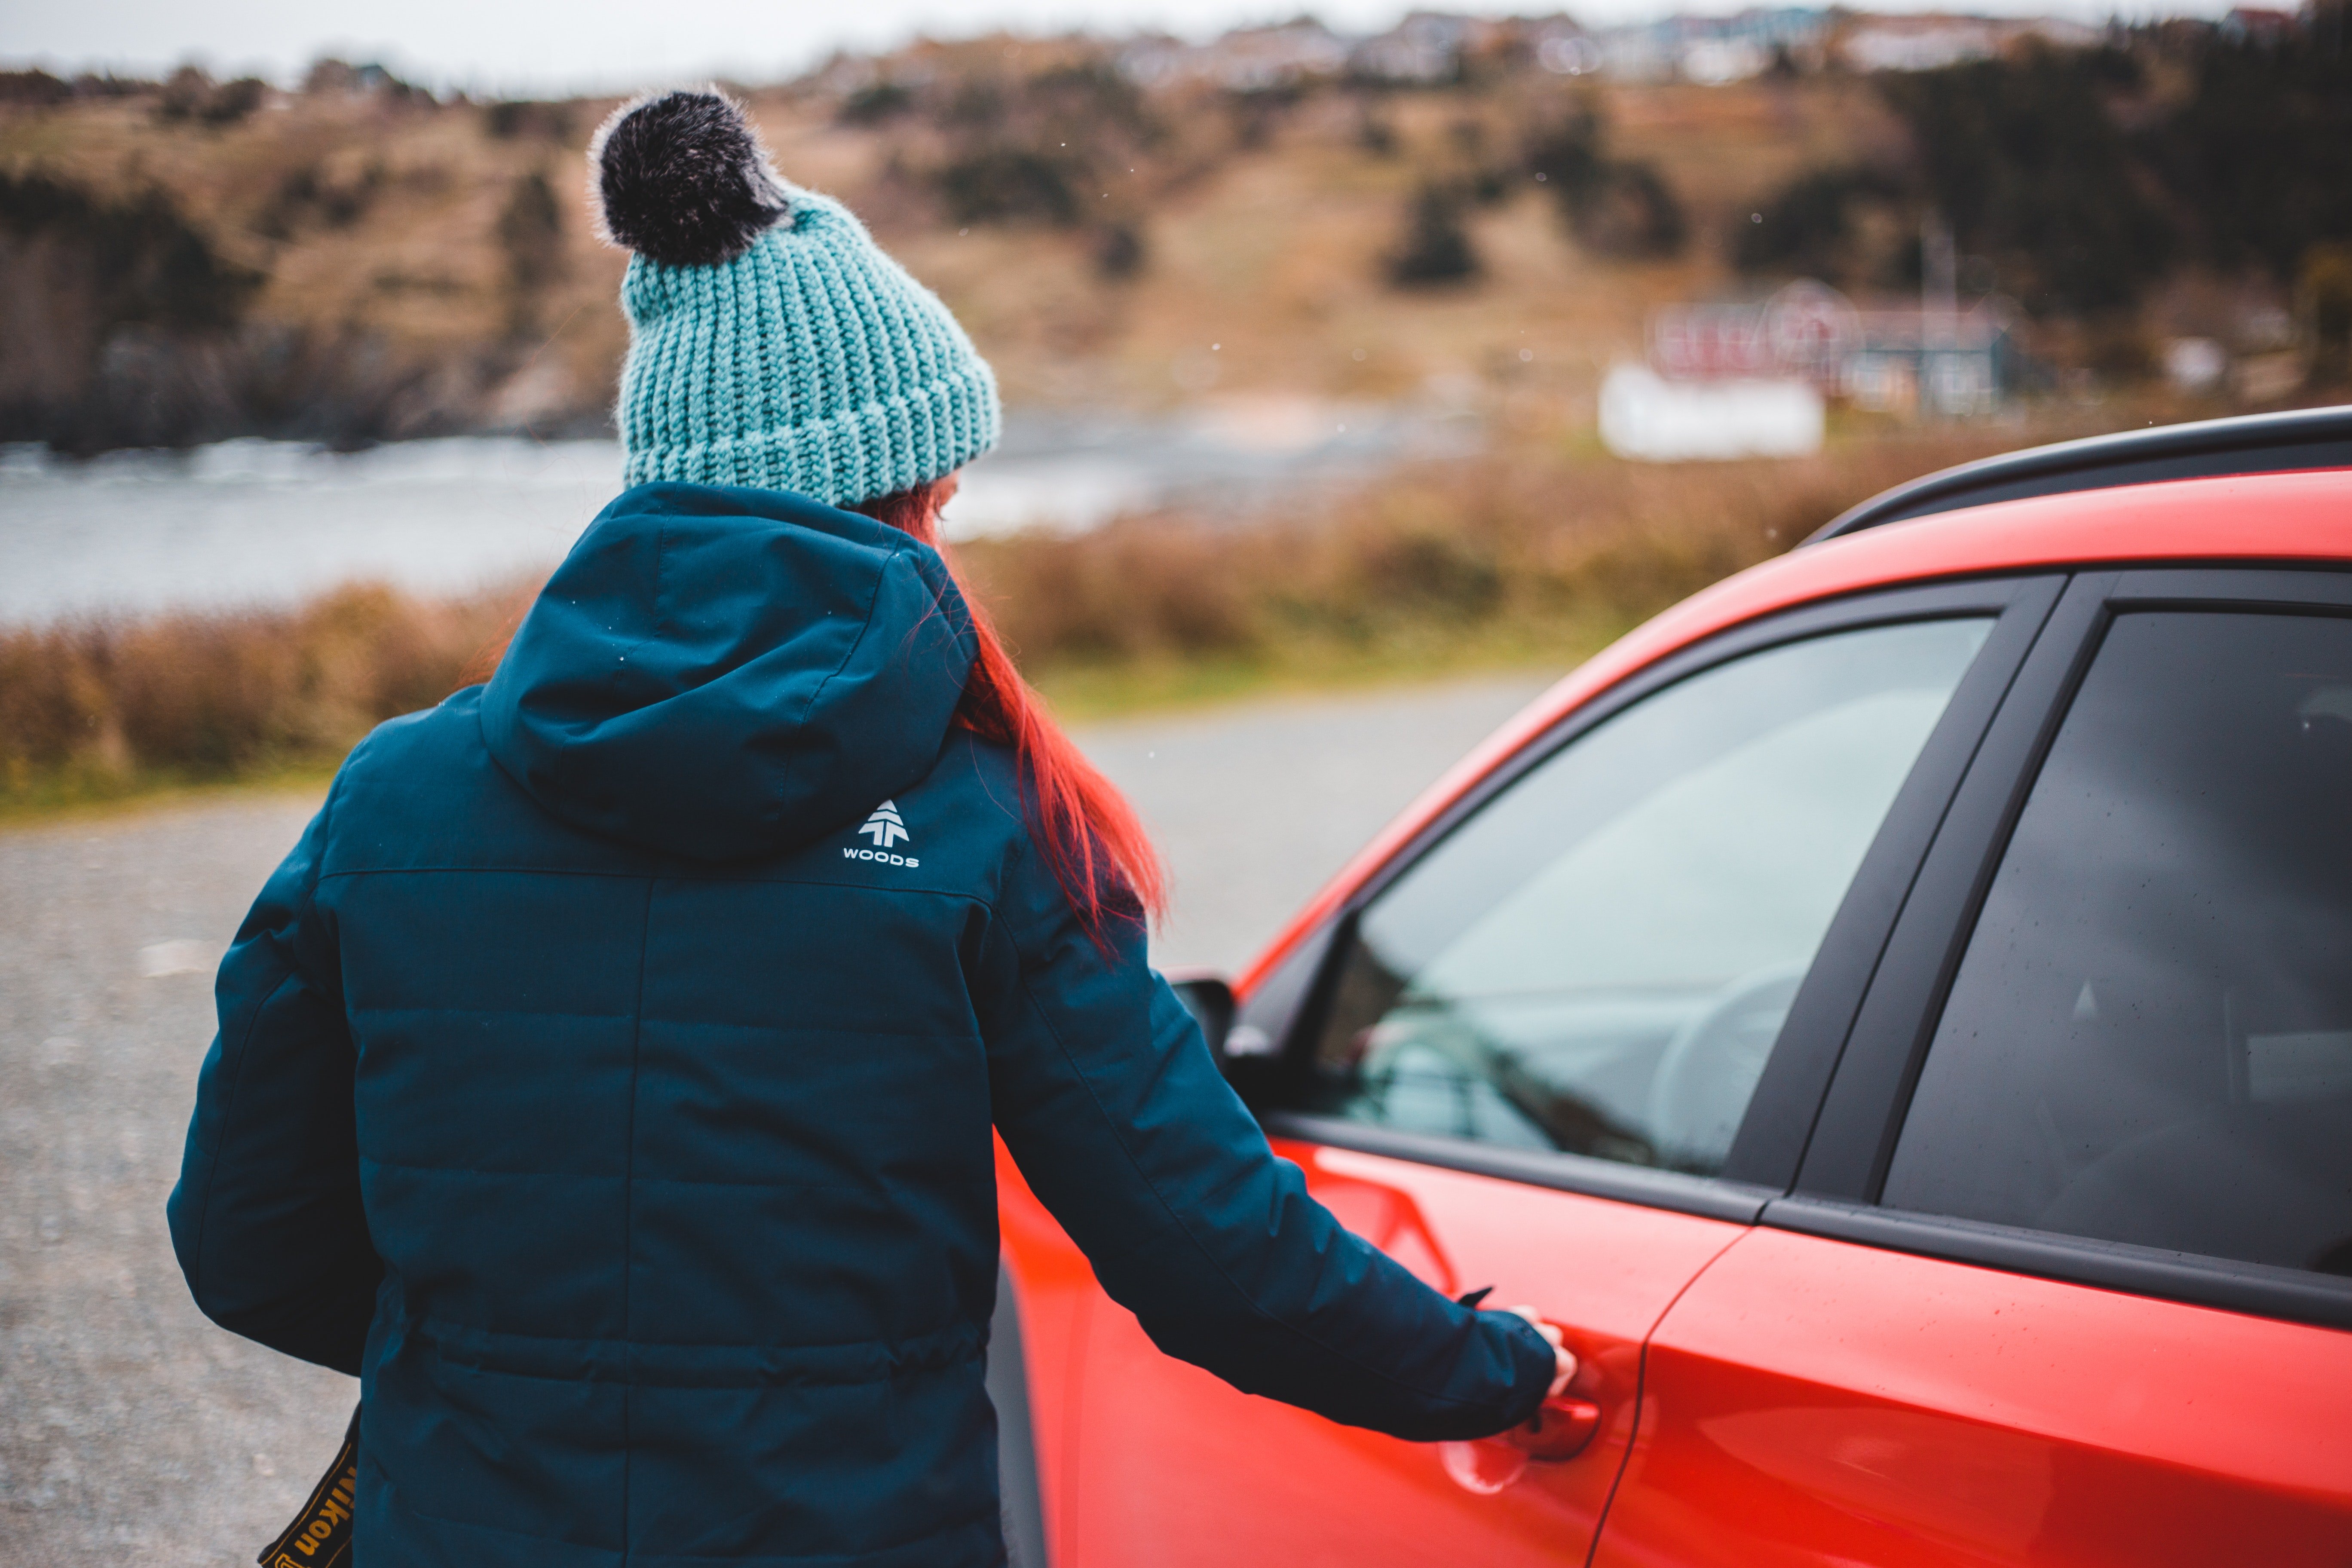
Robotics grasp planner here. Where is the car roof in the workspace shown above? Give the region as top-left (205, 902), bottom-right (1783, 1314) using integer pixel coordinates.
top-left (1239, 464), bottom-right (2351, 993)
top-left (1806, 404), bottom-right (2352, 543)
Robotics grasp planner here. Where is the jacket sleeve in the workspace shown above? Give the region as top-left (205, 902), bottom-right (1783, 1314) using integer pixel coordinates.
top-left (166, 790), bottom-right (381, 1375)
top-left (976, 836), bottom-right (1555, 1443)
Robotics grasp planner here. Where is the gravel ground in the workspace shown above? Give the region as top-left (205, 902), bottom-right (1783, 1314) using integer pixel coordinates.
top-left (0, 671), bottom-right (1555, 1565)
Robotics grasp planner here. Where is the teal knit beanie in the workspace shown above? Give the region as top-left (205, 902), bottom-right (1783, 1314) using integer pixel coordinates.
top-left (592, 90), bottom-right (1000, 508)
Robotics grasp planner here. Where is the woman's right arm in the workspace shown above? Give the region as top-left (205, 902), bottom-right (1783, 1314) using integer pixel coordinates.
top-left (974, 836), bottom-right (1556, 1443)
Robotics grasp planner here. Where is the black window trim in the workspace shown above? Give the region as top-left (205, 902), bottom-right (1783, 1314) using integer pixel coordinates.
top-left (1259, 1111), bottom-right (1780, 1225)
top-left (1791, 563), bottom-right (2352, 1332)
top-left (1764, 1196), bottom-right (2352, 1331)
top-left (1234, 571), bottom-right (2067, 1226)
top-left (1803, 405), bottom-right (2352, 543)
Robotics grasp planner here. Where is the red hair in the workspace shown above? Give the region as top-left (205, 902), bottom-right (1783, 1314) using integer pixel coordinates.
top-left (853, 478), bottom-right (1167, 940)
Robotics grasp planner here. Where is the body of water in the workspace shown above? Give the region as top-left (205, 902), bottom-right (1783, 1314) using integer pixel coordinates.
top-left (0, 399), bottom-right (1476, 627)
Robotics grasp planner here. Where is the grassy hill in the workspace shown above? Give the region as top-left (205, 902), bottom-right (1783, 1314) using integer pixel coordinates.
top-left (0, 59), bottom-right (1887, 442)
top-left (3, 18), bottom-right (2342, 449)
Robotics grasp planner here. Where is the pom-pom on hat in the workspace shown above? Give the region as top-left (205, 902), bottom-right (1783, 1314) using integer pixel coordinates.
top-left (590, 89), bottom-right (1000, 508)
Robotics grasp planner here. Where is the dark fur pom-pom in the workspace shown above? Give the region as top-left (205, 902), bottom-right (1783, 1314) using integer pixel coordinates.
top-left (591, 89), bottom-right (790, 268)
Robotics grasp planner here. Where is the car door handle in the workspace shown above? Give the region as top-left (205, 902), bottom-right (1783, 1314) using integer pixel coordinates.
top-left (1503, 1394), bottom-right (1603, 1462)
top-left (1441, 1395), bottom-right (1605, 1494)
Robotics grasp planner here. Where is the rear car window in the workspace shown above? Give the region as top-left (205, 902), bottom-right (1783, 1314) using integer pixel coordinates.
top-left (1884, 610), bottom-right (2352, 1277)
top-left (1305, 618), bottom-right (1991, 1176)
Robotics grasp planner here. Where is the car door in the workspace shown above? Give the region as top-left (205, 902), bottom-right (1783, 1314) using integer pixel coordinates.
top-left (1004, 575), bottom-right (2064, 1568)
top-left (1597, 568), bottom-right (2352, 1565)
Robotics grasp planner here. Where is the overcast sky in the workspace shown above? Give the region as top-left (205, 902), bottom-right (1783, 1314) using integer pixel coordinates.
top-left (7, 0), bottom-right (2238, 96)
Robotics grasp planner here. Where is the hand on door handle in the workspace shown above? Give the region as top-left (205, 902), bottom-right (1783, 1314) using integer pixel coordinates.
top-left (1501, 1393), bottom-right (1603, 1462)
top-left (1437, 1309), bottom-right (1601, 1494)
top-left (1498, 1308), bottom-right (1595, 1459)
top-left (1504, 1304), bottom-right (1578, 1396)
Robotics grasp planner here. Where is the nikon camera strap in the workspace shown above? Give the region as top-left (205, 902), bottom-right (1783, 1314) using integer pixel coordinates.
top-left (257, 1404), bottom-right (360, 1568)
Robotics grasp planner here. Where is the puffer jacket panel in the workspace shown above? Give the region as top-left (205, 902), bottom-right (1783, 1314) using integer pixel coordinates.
top-left (327, 696), bottom-right (1012, 1565)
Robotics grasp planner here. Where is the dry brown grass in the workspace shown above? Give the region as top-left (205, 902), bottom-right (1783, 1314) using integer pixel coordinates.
top-left (0, 424), bottom-right (2055, 815)
top-left (962, 425), bottom-right (2031, 691)
top-left (0, 581), bottom-right (527, 812)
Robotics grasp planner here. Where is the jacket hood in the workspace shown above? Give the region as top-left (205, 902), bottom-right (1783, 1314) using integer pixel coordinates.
top-left (480, 482), bottom-right (976, 861)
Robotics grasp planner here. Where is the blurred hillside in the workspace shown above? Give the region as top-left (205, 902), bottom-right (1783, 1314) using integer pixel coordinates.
top-left (6, 8), bottom-right (2349, 811)
top-left (2, 8), bottom-right (2347, 453)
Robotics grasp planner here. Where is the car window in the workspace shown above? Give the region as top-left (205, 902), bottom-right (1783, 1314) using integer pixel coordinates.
top-left (1305, 618), bottom-right (1992, 1176)
top-left (1883, 610), bottom-right (2352, 1277)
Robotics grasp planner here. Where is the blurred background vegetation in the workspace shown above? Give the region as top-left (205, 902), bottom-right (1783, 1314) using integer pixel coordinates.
top-left (7, 17), bottom-right (2348, 447)
top-left (1, 8), bottom-right (2347, 812)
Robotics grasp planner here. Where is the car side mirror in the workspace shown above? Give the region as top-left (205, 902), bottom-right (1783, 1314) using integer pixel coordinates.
top-left (1167, 973), bottom-right (1236, 1055)
top-left (1166, 971), bottom-right (1282, 1071)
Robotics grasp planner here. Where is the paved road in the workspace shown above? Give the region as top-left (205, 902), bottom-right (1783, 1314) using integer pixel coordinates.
top-left (0, 671), bottom-right (1556, 1565)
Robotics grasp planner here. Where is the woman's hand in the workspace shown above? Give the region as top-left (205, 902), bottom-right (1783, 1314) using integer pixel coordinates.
top-left (1507, 1305), bottom-right (1577, 1397)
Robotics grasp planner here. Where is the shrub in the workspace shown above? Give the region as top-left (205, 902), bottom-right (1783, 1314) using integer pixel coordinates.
top-left (1879, 49), bottom-right (2172, 313)
top-left (1353, 526), bottom-right (1504, 619)
top-left (483, 99), bottom-right (576, 141)
top-left (496, 171), bottom-right (566, 334)
top-left (1523, 109), bottom-right (1605, 199)
top-left (154, 67), bottom-right (266, 126)
top-left (1567, 162), bottom-right (1685, 260)
top-left (837, 80), bottom-right (915, 127)
top-left (255, 162), bottom-right (383, 238)
top-left (0, 70), bottom-right (74, 107)
top-left (1523, 104), bottom-right (1687, 260)
top-left (934, 145), bottom-right (1085, 226)
top-left (1384, 182), bottom-right (1480, 288)
top-left (1736, 165), bottom-right (1907, 282)
top-left (1093, 222), bottom-right (1147, 280)
top-left (2135, 27), bottom-right (2352, 282)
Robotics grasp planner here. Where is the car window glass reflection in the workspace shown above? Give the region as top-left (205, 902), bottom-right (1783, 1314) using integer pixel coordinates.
top-left (1310, 618), bottom-right (1992, 1175)
top-left (1885, 610), bottom-right (2352, 1276)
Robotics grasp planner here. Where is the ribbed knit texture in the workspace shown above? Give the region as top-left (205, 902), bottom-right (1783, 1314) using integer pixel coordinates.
top-left (617, 187), bottom-right (1000, 507)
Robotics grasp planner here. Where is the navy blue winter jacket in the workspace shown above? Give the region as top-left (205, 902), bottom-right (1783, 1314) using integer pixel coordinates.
top-left (168, 482), bottom-right (1554, 1567)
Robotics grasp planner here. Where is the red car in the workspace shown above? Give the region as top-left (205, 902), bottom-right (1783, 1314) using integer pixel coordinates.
top-left (993, 407), bottom-right (2352, 1567)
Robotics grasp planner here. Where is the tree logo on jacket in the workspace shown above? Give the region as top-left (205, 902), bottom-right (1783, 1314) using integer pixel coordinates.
top-left (848, 801), bottom-right (918, 867)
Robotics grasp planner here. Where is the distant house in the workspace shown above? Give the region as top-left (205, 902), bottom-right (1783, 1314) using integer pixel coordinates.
top-left (1121, 9), bottom-right (1832, 92)
top-left (1839, 14), bottom-right (2101, 72)
top-left (2220, 7), bottom-right (2301, 43)
top-left (1349, 12), bottom-right (1553, 83)
top-left (1649, 282), bottom-right (2026, 417)
top-left (1651, 280), bottom-right (1862, 386)
top-left (1118, 21), bottom-right (1352, 90)
top-left (1532, 25), bottom-right (1604, 77)
top-left (1841, 304), bottom-right (2024, 416)
top-left (1840, 20), bottom-right (2001, 73)
top-left (1352, 13), bottom-right (1473, 83)
top-left (1592, 9), bottom-right (1828, 84)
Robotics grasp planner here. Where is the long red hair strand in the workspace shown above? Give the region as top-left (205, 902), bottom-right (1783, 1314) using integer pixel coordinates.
top-left (854, 478), bottom-right (1167, 940)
